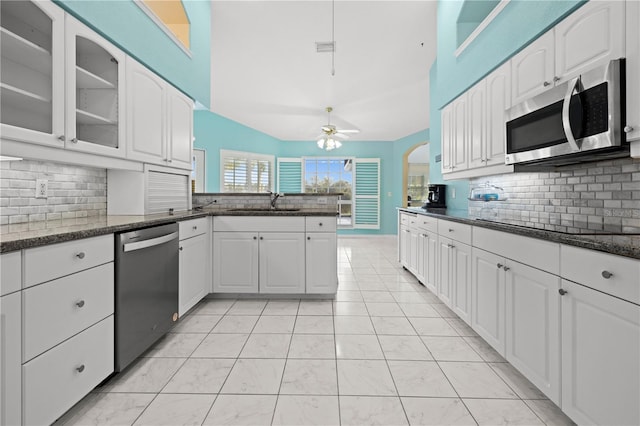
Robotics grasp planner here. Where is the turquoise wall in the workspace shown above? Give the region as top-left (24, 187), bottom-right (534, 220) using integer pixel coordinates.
top-left (194, 110), bottom-right (282, 192)
top-left (55, 0), bottom-right (211, 107)
top-left (428, 0), bottom-right (585, 210)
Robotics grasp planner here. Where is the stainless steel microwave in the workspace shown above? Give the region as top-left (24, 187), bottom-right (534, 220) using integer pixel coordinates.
top-left (505, 59), bottom-right (627, 166)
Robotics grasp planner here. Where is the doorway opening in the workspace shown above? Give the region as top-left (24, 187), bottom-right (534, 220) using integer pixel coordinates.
top-left (402, 143), bottom-right (429, 208)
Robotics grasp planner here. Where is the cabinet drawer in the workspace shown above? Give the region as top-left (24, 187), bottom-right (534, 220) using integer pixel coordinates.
top-left (306, 216), bottom-right (337, 232)
top-left (561, 245), bottom-right (640, 305)
top-left (416, 216), bottom-right (438, 233)
top-left (399, 212), bottom-right (414, 225)
top-left (24, 235), bottom-right (113, 288)
top-left (179, 217), bottom-right (209, 240)
top-left (23, 263), bottom-right (114, 362)
top-left (0, 251), bottom-right (21, 296)
top-left (473, 226), bottom-right (560, 275)
top-left (438, 220), bottom-right (472, 245)
top-left (23, 316), bottom-right (114, 426)
top-left (214, 216), bottom-right (305, 232)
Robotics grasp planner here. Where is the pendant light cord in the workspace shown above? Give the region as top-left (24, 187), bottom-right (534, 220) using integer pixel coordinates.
top-left (331, 0), bottom-right (335, 76)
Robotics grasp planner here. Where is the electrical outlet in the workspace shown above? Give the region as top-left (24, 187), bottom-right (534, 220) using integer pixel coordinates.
top-left (317, 197), bottom-right (327, 204)
top-left (35, 179), bottom-right (48, 198)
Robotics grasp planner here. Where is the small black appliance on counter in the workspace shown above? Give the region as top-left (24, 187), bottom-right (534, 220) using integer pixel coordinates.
top-left (423, 184), bottom-right (446, 209)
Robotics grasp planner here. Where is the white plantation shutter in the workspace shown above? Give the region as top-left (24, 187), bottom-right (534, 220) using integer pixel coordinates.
top-left (277, 158), bottom-right (302, 193)
top-left (221, 150), bottom-right (273, 192)
top-left (353, 158), bottom-right (380, 229)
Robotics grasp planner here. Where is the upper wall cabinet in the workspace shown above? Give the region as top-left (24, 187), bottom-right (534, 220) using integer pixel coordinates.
top-left (64, 16), bottom-right (126, 158)
top-left (0, 0), bottom-right (65, 147)
top-left (511, 32), bottom-right (555, 105)
top-left (512, 1), bottom-right (625, 105)
top-left (127, 57), bottom-right (193, 170)
top-left (626, 0), bottom-right (640, 146)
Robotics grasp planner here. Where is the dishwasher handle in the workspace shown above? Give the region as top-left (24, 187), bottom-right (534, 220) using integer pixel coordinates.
top-left (123, 232), bottom-right (179, 253)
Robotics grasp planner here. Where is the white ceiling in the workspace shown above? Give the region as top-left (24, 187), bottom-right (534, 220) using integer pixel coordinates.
top-left (210, 1), bottom-right (438, 142)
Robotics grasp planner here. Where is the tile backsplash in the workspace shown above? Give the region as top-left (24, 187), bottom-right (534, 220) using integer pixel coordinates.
top-left (0, 160), bottom-right (107, 229)
top-left (192, 193), bottom-right (339, 212)
top-left (468, 157), bottom-right (640, 233)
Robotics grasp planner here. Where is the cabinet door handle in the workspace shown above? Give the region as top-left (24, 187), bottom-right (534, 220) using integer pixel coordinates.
top-left (179, 246), bottom-right (183, 251)
top-left (57, 135), bottom-right (65, 141)
top-left (553, 76), bottom-right (561, 82)
top-left (75, 252), bottom-right (85, 259)
top-left (253, 236), bottom-right (257, 240)
top-left (260, 236), bottom-right (263, 240)
top-left (307, 236), bottom-right (311, 240)
top-left (319, 222), bottom-right (323, 226)
top-left (601, 270), bottom-right (613, 279)
top-left (497, 263), bottom-right (503, 269)
top-left (447, 244), bottom-right (455, 249)
top-left (503, 266), bottom-right (510, 271)
top-left (75, 300), bottom-right (85, 308)
top-left (70, 137), bottom-right (78, 143)
top-left (624, 125), bottom-right (634, 133)
top-left (76, 364), bottom-right (85, 373)
top-left (168, 159), bottom-right (172, 163)
top-left (558, 288), bottom-right (568, 296)
top-left (448, 228), bottom-right (454, 232)
top-left (543, 81), bottom-right (551, 87)
top-left (193, 226), bottom-right (197, 230)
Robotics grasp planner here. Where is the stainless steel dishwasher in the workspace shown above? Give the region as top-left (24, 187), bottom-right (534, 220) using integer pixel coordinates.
top-left (114, 223), bottom-right (179, 372)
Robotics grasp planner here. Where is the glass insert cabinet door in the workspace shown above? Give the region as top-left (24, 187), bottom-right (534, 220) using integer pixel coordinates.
top-left (0, 0), bottom-right (65, 147)
top-left (65, 16), bottom-right (126, 157)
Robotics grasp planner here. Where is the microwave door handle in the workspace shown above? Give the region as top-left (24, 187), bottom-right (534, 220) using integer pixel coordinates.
top-left (562, 76), bottom-right (581, 152)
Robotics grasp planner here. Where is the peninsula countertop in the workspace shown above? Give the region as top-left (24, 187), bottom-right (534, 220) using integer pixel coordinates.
top-left (0, 208), bottom-right (338, 253)
top-left (399, 207), bottom-right (640, 260)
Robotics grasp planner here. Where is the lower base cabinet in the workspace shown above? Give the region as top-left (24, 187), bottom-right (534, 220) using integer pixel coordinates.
top-left (471, 248), bottom-right (506, 354)
top-left (560, 279), bottom-right (640, 425)
top-left (213, 232), bottom-right (259, 293)
top-left (306, 232), bottom-right (338, 294)
top-left (23, 316), bottom-right (114, 426)
top-left (259, 233), bottom-right (306, 293)
top-left (179, 233), bottom-right (210, 316)
top-left (0, 292), bottom-right (22, 426)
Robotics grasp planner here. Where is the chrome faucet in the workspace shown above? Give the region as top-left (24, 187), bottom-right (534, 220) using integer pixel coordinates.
top-left (269, 192), bottom-right (282, 209)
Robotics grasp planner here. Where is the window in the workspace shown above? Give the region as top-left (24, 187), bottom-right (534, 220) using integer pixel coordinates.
top-left (220, 150), bottom-right (274, 193)
top-left (303, 158), bottom-right (353, 227)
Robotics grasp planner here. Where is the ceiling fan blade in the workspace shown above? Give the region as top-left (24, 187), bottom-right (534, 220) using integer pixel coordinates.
top-left (337, 129), bottom-right (360, 134)
top-left (333, 133), bottom-right (349, 140)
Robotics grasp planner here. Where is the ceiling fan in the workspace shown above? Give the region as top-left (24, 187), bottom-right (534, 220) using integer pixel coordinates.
top-left (317, 107), bottom-right (359, 151)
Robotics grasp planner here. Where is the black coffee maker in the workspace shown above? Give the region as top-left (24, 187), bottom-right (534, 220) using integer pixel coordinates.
top-left (423, 184), bottom-right (446, 209)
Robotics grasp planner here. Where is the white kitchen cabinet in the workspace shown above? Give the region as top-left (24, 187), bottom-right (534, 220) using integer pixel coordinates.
top-left (626, 0), bottom-right (640, 150)
top-left (178, 218), bottom-right (210, 316)
top-left (167, 88), bottom-right (194, 170)
top-left (408, 224), bottom-right (420, 276)
top-left (471, 247), bottom-right (506, 354)
top-left (512, 1), bottom-right (625, 106)
top-left (126, 57), bottom-right (165, 164)
top-left (260, 233), bottom-right (305, 293)
top-left (560, 279), bottom-right (639, 426)
top-left (306, 232), bottom-right (338, 294)
top-left (399, 224), bottom-right (410, 269)
top-left (306, 217), bottom-right (338, 294)
top-left (505, 260), bottom-right (561, 404)
top-left (554, 0), bottom-right (625, 84)
top-left (511, 31), bottom-right (555, 105)
top-left (452, 94), bottom-right (468, 172)
top-left (437, 236), bottom-right (453, 307)
top-left (414, 232), bottom-right (427, 284)
top-left (467, 80), bottom-right (486, 170)
top-left (0, 0), bottom-right (65, 148)
top-left (0, 292), bottom-right (22, 426)
top-left (126, 57), bottom-right (193, 170)
top-left (424, 230), bottom-right (438, 294)
top-left (484, 61), bottom-right (512, 167)
top-left (64, 16), bottom-right (126, 157)
top-left (213, 232), bottom-right (259, 293)
top-left (0, 252), bottom-right (21, 297)
top-left (440, 103), bottom-right (454, 173)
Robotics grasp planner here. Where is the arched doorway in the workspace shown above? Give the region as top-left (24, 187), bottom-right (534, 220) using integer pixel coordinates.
top-left (402, 142), bottom-right (429, 207)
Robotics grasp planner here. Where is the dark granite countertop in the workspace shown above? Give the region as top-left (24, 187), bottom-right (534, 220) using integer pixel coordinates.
top-left (0, 209), bottom-right (338, 253)
top-left (399, 207), bottom-right (640, 260)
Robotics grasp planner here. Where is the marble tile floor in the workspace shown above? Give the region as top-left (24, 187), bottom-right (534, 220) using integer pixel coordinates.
top-left (57, 236), bottom-right (575, 426)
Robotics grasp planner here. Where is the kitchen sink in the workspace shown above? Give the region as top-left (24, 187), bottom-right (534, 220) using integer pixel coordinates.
top-left (228, 208), bottom-right (301, 212)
